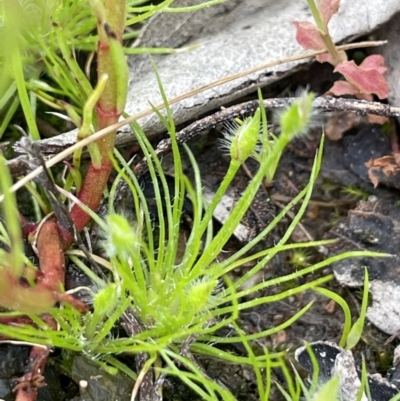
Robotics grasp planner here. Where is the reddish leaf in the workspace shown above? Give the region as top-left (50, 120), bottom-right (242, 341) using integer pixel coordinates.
top-left (317, 49), bottom-right (346, 64)
top-left (317, 52), bottom-right (333, 64)
top-left (328, 80), bottom-right (360, 96)
top-left (360, 54), bottom-right (387, 75)
top-left (292, 21), bottom-right (325, 50)
top-left (318, 0), bottom-right (340, 25)
top-left (334, 60), bottom-right (389, 99)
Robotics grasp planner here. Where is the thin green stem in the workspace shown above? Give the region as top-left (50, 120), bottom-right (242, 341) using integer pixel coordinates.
top-left (307, 0), bottom-right (325, 31)
top-left (10, 46), bottom-right (40, 139)
top-left (307, 0), bottom-right (345, 66)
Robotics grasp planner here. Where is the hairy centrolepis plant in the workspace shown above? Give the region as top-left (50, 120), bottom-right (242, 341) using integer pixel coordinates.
top-left (0, 85), bottom-right (387, 399)
top-left (0, 1), bottom-right (231, 399)
top-left (0, 1), bottom-right (392, 400)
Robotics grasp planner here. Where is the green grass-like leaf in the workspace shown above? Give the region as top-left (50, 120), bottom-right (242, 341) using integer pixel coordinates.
top-left (313, 375), bottom-right (340, 401)
top-left (346, 267), bottom-right (369, 350)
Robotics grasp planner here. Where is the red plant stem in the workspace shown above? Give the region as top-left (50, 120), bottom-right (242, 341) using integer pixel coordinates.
top-left (0, 220), bottom-right (87, 313)
top-left (63, 159), bottom-right (113, 247)
top-left (36, 220), bottom-right (65, 287)
top-left (33, 219), bottom-right (87, 311)
top-left (61, 113), bottom-right (118, 248)
top-left (11, 312), bottom-right (57, 401)
top-left (14, 322), bottom-right (57, 400)
top-left (15, 346), bottom-right (51, 401)
top-left (0, 221), bottom-right (61, 313)
top-left (62, 0), bottom-right (126, 246)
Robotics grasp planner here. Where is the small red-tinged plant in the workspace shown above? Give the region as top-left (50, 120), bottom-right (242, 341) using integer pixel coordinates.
top-left (293, 0), bottom-right (345, 66)
top-left (331, 55), bottom-right (388, 100)
top-left (0, 0), bottom-right (127, 315)
top-left (0, 0), bottom-right (127, 399)
top-left (292, 0), bottom-right (389, 100)
top-left (63, 0), bottom-right (128, 246)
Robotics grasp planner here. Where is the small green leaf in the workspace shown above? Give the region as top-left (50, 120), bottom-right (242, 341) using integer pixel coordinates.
top-left (346, 267), bottom-right (369, 350)
top-left (313, 375), bottom-right (340, 401)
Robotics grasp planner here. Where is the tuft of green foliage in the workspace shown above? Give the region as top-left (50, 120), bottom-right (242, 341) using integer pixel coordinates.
top-left (341, 184), bottom-right (370, 201)
top-left (0, 86), bottom-right (389, 398)
top-left (0, 1), bottom-right (392, 398)
top-left (0, 0), bottom-right (225, 139)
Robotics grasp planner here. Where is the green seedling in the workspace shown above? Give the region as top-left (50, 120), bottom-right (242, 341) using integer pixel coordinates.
top-left (312, 376), bottom-right (340, 401)
top-left (289, 249), bottom-right (312, 269)
top-left (346, 268), bottom-right (369, 350)
top-left (341, 185), bottom-right (370, 201)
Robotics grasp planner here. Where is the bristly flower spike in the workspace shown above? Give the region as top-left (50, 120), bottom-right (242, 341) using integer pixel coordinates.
top-left (221, 108), bottom-right (261, 165)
